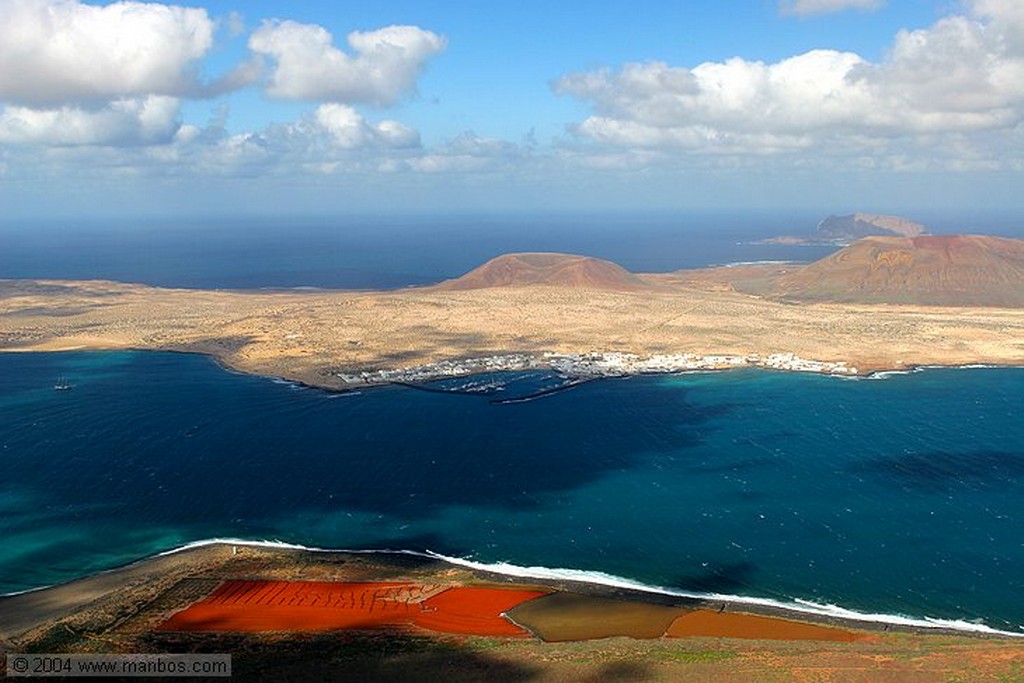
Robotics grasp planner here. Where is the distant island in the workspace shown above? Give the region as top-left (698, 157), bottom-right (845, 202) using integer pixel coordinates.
top-left (2, 234), bottom-right (1023, 391)
top-left (759, 212), bottom-right (928, 245)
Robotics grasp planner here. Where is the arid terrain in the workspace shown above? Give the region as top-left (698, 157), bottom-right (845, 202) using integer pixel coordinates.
top-left (2, 237), bottom-right (1024, 389)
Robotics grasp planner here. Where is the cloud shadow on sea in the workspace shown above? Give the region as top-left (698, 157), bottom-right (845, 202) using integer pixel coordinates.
top-left (3, 354), bottom-right (740, 522)
top-left (236, 376), bottom-right (736, 517)
top-left (671, 561), bottom-right (758, 594)
top-left (685, 455), bottom-right (775, 475)
top-left (850, 450), bottom-right (1024, 492)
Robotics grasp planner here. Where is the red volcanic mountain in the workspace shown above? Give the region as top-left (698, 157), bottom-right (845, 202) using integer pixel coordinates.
top-left (435, 252), bottom-right (652, 291)
top-left (772, 235), bottom-right (1024, 306)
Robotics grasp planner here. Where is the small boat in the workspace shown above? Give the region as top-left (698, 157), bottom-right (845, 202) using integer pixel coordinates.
top-left (54, 376), bottom-right (73, 391)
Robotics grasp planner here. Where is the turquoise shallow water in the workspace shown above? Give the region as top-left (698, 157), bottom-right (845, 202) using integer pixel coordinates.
top-left (2, 351), bottom-right (1023, 632)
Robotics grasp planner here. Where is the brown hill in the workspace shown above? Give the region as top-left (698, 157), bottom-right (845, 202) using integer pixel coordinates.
top-left (771, 235), bottom-right (1024, 306)
top-left (435, 252), bottom-right (652, 291)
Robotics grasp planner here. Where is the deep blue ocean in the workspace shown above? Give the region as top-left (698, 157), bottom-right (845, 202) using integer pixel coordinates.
top-left (0, 212), bottom-right (846, 288)
top-left (2, 212), bottom-right (1024, 634)
top-left (4, 210), bottom-right (1019, 289)
top-left (2, 351), bottom-right (1023, 633)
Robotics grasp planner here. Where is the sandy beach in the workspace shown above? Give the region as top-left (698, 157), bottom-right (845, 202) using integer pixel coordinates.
top-left (3, 543), bottom-right (1024, 681)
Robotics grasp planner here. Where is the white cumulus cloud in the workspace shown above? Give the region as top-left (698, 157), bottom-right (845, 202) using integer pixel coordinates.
top-left (109, 103), bottom-right (426, 178)
top-left (0, 96), bottom-right (181, 145)
top-left (0, 0), bottom-right (214, 105)
top-left (780, 0), bottom-right (884, 17)
top-left (404, 132), bottom-right (524, 173)
top-left (554, 1), bottom-right (1024, 165)
top-left (313, 104), bottom-right (419, 148)
top-left (248, 21), bottom-right (446, 105)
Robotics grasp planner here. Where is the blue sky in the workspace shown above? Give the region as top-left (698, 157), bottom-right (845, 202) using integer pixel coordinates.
top-left (188, 1), bottom-right (935, 141)
top-left (1, 0), bottom-right (1022, 219)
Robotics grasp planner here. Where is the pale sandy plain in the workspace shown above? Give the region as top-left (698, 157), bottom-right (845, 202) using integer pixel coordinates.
top-left (2, 275), bottom-right (1024, 388)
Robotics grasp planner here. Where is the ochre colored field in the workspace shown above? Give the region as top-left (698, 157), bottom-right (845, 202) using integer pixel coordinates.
top-left (505, 592), bottom-right (865, 643)
top-left (666, 610), bottom-right (866, 642)
top-left (158, 581), bottom-right (548, 637)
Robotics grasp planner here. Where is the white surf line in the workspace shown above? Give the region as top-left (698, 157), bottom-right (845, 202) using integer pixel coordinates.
top-left (143, 538), bottom-right (1024, 638)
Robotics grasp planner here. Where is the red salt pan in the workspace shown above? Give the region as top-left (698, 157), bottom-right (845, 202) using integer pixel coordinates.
top-left (158, 581), bottom-right (547, 637)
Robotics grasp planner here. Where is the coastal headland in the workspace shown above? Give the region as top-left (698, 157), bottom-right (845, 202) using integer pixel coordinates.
top-left (3, 543), bottom-right (1024, 681)
top-left (2, 237), bottom-right (1024, 390)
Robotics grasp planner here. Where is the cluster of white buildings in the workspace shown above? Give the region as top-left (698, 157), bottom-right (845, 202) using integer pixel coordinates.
top-left (336, 350), bottom-right (858, 386)
top-left (543, 352), bottom-right (857, 377)
top-left (757, 353), bottom-right (858, 375)
top-left (335, 353), bottom-right (539, 385)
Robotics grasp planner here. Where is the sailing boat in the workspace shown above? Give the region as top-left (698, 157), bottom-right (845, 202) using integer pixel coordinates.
top-left (54, 376), bottom-right (73, 391)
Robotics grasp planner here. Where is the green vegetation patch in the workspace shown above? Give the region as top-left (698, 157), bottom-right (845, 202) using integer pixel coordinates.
top-left (652, 649), bottom-right (738, 663)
